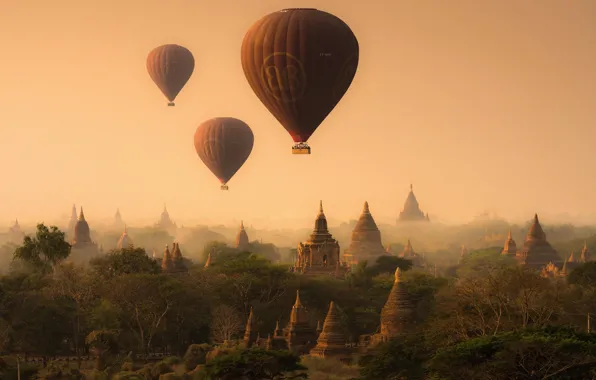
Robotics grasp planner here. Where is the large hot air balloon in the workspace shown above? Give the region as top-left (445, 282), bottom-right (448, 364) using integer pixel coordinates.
top-left (241, 8), bottom-right (359, 154)
top-left (146, 44), bottom-right (195, 106)
top-left (194, 117), bottom-right (254, 190)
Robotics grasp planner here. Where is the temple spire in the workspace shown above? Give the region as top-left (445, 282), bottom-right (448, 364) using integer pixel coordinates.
top-left (363, 201), bottom-right (369, 213)
top-left (79, 207), bottom-right (86, 221)
top-left (204, 252), bottom-right (212, 268)
top-left (319, 200), bottom-right (324, 214)
top-left (294, 290), bottom-right (302, 307)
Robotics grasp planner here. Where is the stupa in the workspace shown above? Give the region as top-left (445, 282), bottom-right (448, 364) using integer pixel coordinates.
top-left (516, 214), bottom-right (561, 269)
top-left (310, 302), bottom-right (350, 360)
top-left (344, 202), bottom-right (386, 262)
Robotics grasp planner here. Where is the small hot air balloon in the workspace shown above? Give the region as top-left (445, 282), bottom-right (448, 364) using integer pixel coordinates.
top-left (241, 8), bottom-right (359, 154)
top-left (194, 117), bottom-right (254, 190)
top-left (147, 44), bottom-right (195, 106)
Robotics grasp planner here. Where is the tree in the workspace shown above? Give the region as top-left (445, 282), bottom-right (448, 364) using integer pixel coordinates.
top-left (203, 348), bottom-right (307, 380)
top-left (13, 224), bottom-right (71, 272)
top-left (89, 246), bottom-right (161, 279)
top-left (368, 255), bottom-right (413, 277)
top-left (210, 305), bottom-right (243, 343)
top-left (428, 327), bottom-right (596, 380)
top-left (358, 335), bottom-right (428, 380)
top-left (568, 261), bottom-right (596, 288)
top-left (103, 274), bottom-right (176, 352)
top-left (49, 263), bottom-right (96, 367)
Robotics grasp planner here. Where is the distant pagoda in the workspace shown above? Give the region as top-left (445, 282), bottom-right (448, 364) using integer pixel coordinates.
top-left (344, 201), bottom-right (386, 262)
top-left (235, 221), bottom-right (250, 251)
top-left (515, 214), bottom-right (560, 269)
top-left (397, 184), bottom-right (430, 223)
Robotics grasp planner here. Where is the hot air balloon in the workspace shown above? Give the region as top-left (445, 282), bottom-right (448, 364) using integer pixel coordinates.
top-left (194, 117), bottom-right (254, 190)
top-left (241, 8), bottom-right (359, 154)
top-left (146, 44), bottom-right (195, 106)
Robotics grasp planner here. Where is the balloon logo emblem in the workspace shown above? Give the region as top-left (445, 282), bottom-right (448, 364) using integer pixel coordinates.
top-left (260, 52), bottom-right (307, 102)
top-left (333, 54), bottom-right (358, 101)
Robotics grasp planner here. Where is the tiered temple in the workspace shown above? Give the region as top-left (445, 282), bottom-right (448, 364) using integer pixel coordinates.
top-left (245, 290), bottom-right (318, 354)
top-left (295, 202), bottom-right (344, 277)
top-left (513, 214), bottom-right (561, 269)
top-left (397, 184), bottom-right (430, 223)
top-left (310, 302), bottom-right (350, 361)
top-left (399, 239), bottom-right (423, 267)
top-left (155, 204), bottom-right (176, 231)
top-left (501, 229), bottom-right (517, 255)
top-left (71, 207), bottom-right (98, 255)
top-left (161, 242), bottom-right (187, 273)
top-left (344, 202), bottom-right (386, 263)
top-left (235, 221), bottom-right (249, 251)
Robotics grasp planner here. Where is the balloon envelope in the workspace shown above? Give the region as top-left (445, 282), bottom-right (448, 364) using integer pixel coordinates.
top-left (147, 44), bottom-right (195, 104)
top-left (194, 118), bottom-right (254, 187)
top-left (241, 8), bottom-right (359, 144)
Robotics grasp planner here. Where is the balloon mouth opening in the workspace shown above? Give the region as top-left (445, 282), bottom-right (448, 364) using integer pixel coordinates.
top-left (167, 102), bottom-right (175, 106)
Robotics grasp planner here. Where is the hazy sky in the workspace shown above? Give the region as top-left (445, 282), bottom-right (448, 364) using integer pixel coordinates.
top-left (1, 0), bottom-right (596, 227)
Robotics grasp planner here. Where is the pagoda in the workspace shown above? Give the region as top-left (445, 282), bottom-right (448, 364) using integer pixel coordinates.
top-left (284, 291), bottom-right (318, 353)
top-left (310, 302), bottom-right (351, 361)
top-left (516, 214), bottom-right (560, 269)
top-left (397, 184), bottom-right (429, 223)
top-left (71, 207), bottom-right (98, 255)
top-left (295, 201), bottom-right (343, 276)
top-left (235, 221), bottom-right (250, 251)
top-left (344, 202), bottom-right (386, 263)
top-left (116, 225), bottom-right (133, 249)
top-left (501, 229), bottom-right (517, 255)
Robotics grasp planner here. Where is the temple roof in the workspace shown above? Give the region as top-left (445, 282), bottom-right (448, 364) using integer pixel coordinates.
top-left (518, 213), bottom-right (560, 268)
top-left (73, 206), bottom-right (92, 244)
top-left (502, 229), bottom-right (517, 254)
top-left (161, 244), bottom-right (173, 271)
top-left (400, 239), bottom-right (416, 258)
top-left (398, 184), bottom-right (427, 222)
top-left (526, 214), bottom-right (546, 242)
top-left (116, 225), bottom-right (133, 249)
top-left (380, 268), bottom-right (416, 337)
top-left (235, 221), bottom-right (249, 250)
top-left (307, 201), bottom-right (335, 244)
top-left (310, 301), bottom-right (346, 355)
top-left (353, 201), bottom-right (380, 232)
top-left (289, 290), bottom-right (309, 325)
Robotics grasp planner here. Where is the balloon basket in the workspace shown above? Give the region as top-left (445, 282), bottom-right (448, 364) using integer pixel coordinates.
top-left (220, 185), bottom-right (229, 190)
top-left (292, 143), bottom-right (311, 155)
top-left (167, 102), bottom-right (175, 107)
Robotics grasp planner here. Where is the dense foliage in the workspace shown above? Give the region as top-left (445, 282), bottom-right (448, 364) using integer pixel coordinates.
top-left (2, 224), bottom-right (596, 379)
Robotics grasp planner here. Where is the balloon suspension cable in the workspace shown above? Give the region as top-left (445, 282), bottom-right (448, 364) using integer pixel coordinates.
top-left (292, 142), bottom-right (311, 155)
top-left (220, 185), bottom-right (229, 190)
top-left (167, 102), bottom-right (175, 107)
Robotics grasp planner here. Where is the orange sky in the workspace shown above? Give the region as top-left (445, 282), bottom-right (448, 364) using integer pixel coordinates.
top-left (1, 0), bottom-right (596, 227)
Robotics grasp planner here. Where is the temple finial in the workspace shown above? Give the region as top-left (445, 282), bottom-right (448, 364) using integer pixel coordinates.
top-left (363, 201), bottom-right (369, 213)
top-left (294, 290), bottom-right (302, 306)
top-left (79, 207), bottom-right (85, 221)
top-left (319, 200), bottom-right (323, 213)
top-left (240, 220), bottom-right (245, 230)
top-left (410, 183), bottom-right (413, 191)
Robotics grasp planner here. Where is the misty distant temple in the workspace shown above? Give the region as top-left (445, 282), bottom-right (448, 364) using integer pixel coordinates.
top-left (397, 184), bottom-right (430, 223)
